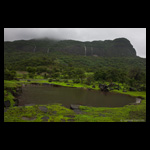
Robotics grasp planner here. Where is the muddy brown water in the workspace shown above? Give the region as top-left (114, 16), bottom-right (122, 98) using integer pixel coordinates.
top-left (18, 85), bottom-right (137, 108)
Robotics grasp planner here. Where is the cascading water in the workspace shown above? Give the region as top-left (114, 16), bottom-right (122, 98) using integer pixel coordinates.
top-left (91, 47), bottom-right (93, 55)
top-left (84, 45), bottom-right (87, 56)
top-left (47, 48), bottom-right (49, 53)
top-left (33, 45), bottom-right (36, 52)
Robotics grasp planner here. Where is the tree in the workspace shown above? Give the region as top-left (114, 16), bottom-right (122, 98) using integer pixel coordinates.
top-left (26, 67), bottom-right (36, 74)
top-left (43, 73), bottom-right (48, 79)
top-left (128, 78), bottom-right (137, 88)
top-left (28, 72), bottom-right (35, 79)
top-left (85, 76), bottom-right (94, 85)
top-left (4, 69), bottom-right (16, 80)
top-left (128, 67), bottom-right (143, 81)
top-left (62, 67), bottom-right (76, 79)
top-left (118, 70), bottom-right (127, 84)
top-left (36, 66), bottom-right (48, 74)
top-left (50, 72), bottom-right (60, 78)
top-left (106, 68), bottom-right (121, 82)
top-left (94, 69), bottom-right (107, 81)
top-left (74, 68), bottom-right (85, 82)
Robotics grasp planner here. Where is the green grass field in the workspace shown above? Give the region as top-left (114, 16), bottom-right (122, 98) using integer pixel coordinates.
top-left (4, 79), bottom-right (146, 122)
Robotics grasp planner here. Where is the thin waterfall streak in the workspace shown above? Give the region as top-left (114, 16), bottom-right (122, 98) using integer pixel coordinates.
top-left (33, 45), bottom-right (36, 52)
top-left (84, 46), bottom-right (86, 56)
top-left (91, 47), bottom-right (93, 55)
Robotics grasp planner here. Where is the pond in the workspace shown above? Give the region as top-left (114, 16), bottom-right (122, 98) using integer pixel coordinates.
top-left (18, 84), bottom-right (137, 108)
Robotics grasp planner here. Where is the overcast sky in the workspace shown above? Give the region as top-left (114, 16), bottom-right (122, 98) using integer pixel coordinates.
top-left (4, 28), bottom-right (146, 58)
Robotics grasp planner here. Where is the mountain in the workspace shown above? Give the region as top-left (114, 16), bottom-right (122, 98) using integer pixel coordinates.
top-left (4, 38), bottom-right (136, 57)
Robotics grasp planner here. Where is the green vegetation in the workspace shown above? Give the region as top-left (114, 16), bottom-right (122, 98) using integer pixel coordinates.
top-left (4, 90), bottom-right (15, 107)
top-left (4, 69), bottom-right (16, 80)
top-left (4, 79), bottom-right (146, 122)
top-left (4, 38), bottom-right (136, 57)
top-left (4, 80), bottom-right (22, 107)
top-left (4, 52), bottom-right (146, 71)
top-left (78, 99), bottom-right (146, 122)
top-left (4, 104), bottom-right (76, 122)
top-left (4, 38), bottom-right (146, 122)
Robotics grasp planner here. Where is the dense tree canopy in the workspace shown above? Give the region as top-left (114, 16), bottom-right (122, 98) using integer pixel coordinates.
top-left (4, 38), bottom-right (146, 91)
top-left (4, 69), bottom-right (16, 80)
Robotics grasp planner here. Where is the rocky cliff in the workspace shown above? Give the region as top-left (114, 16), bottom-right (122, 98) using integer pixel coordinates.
top-left (4, 37), bottom-right (136, 57)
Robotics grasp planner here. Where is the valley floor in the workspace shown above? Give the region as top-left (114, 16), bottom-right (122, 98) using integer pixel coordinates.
top-left (4, 79), bottom-right (146, 122)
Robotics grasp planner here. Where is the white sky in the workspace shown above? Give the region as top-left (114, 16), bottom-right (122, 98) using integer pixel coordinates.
top-left (4, 28), bottom-right (146, 58)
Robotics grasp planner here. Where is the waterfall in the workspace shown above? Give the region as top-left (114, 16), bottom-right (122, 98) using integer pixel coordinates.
top-left (91, 47), bottom-right (93, 55)
top-left (47, 48), bottom-right (49, 53)
top-left (84, 45), bottom-right (87, 56)
top-left (33, 45), bottom-right (36, 52)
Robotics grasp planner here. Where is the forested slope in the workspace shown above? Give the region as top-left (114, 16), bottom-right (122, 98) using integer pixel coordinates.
top-left (4, 37), bottom-right (136, 57)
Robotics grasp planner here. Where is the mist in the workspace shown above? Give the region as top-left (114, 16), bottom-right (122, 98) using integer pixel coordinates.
top-left (4, 28), bottom-right (146, 58)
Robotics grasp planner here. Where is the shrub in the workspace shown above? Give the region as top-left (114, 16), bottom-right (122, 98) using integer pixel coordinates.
top-left (48, 78), bottom-right (53, 82)
top-left (28, 73), bottom-right (35, 79)
top-left (85, 76), bottom-right (94, 85)
top-left (64, 79), bottom-right (68, 83)
top-left (73, 79), bottom-right (80, 83)
top-left (4, 69), bottom-right (16, 80)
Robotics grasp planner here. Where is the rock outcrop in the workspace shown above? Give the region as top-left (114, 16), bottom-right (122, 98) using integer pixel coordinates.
top-left (99, 84), bottom-right (109, 92)
top-left (70, 104), bottom-right (83, 114)
top-left (4, 38), bottom-right (136, 57)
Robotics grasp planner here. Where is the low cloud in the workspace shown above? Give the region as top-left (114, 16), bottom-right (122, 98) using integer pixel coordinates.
top-left (4, 28), bottom-right (146, 58)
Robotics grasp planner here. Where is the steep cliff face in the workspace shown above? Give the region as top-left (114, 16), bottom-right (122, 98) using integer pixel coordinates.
top-left (4, 38), bottom-right (136, 57)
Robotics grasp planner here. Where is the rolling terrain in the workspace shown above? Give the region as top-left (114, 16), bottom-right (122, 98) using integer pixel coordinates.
top-left (4, 37), bottom-right (136, 57)
top-left (4, 37), bottom-right (146, 122)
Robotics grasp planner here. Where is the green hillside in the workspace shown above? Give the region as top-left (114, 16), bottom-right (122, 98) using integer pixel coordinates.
top-left (4, 52), bottom-right (146, 72)
top-left (4, 38), bottom-right (146, 122)
top-left (4, 37), bottom-right (145, 71)
top-left (4, 37), bottom-right (136, 57)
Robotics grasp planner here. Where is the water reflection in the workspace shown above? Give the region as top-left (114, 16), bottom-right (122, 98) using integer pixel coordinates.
top-left (19, 85), bottom-right (136, 108)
